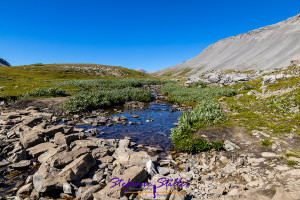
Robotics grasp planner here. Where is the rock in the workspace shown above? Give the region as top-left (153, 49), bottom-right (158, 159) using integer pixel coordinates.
top-left (41, 124), bottom-right (65, 137)
top-left (7, 149), bottom-right (27, 163)
top-left (33, 163), bottom-right (62, 193)
top-left (93, 170), bottom-right (105, 182)
top-left (275, 165), bottom-right (290, 171)
top-left (223, 163), bottom-right (236, 174)
top-left (219, 156), bottom-right (230, 164)
top-left (118, 138), bottom-right (131, 149)
top-left (261, 152), bottom-right (281, 158)
top-left (20, 130), bottom-right (44, 148)
top-left (282, 169), bottom-right (300, 178)
top-left (17, 183), bottom-right (33, 196)
top-left (59, 153), bottom-right (96, 181)
top-left (180, 172), bottom-right (193, 181)
top-left (128, 151), bottom-right (151, 167)
top-left (70, 139), bottom-right (99, 150)
top-left (242, 174), bottom-right (252, 183)
top-left (247, 90), bottom-right (260, 95)
top-left (80, 185), bottom-right (102, 200)
top-left (272, 187), bottom-right (294, 200)
top-left (247, 180), bottom-right (264, 188)
top-left (99, 156), bottom-right (114, 163)
top-left (49, 147), bottom-right (90, 168)
top-left (54, 132), bottom-right (85, 146)
top-left (140, 175), bottom-right (172, 200)
top-left (94, 166), bottom-right (147, 199)
top-left (27, 142), bottom-right (56, 158)
top-left (10, 160), bottom-right (31, 170)
top-left (224, 140), bottom-right (240, 151)
top-left (169, 192), bottom-right (186, 200)
top-left (92, 147), bottom-right (110, 159)
top-left (63, 183), bottom-right (73, 194)
top-left (38, 145), bottom-right (68, 163)
top-left (157, 167), bottom-right (170, 176)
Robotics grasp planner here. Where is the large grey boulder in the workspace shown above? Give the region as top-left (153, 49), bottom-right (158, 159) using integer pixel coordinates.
top-left (58, 153), bottom-right (96, 181)
top-left (33, 163), bottom-right (62, 193)
top-left (27, 142), bottom-right (56, 158)
top-left (49, 147), bottom-right (90, 168)
top-left (20, 130), bottom-right (44, 148)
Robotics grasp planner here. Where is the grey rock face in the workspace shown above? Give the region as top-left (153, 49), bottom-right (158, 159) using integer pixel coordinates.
top-left (0, 58), bottom-right (11, 67)
top-left (155, 14), bottom-right (300, 76)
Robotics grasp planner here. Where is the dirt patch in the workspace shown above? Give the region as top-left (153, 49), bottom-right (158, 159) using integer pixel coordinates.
top-left (13, 97), bottom-right (69, 110)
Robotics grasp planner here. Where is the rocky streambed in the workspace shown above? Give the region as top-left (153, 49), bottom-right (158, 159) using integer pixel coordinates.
top-left (1, 86), bottom-right (300, 199)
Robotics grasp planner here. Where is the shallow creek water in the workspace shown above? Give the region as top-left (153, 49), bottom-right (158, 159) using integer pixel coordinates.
top-left (76, 100), bottom-right (182, 153)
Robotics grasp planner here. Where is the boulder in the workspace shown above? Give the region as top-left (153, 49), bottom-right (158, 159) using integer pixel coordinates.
top-left (41, 124), bottom-right (65, 137)
top-left (17, 183), bottom-right (33, 196)
top-left (49, 147), bottom-right (90, 168)
top-left (59, 153), bottom-right (96, 181)
top-left (80, 185), bottom-right (102, 200)
top-left (224, 140), bottom-right (240, 151)
top-left (20, 130), bottom-right (44, 148)
top-left (38, 145), bottom-right (68, 163)
top-left (7, 149), bottom-right (27, 163)
top-left (10, 160), bottom-right (31, 169)
top-left (53, 132), bottom-right (86, 146)
top-left (33, 163), bottom-right (62, 193)
top-left (27, 142), bottom-right (56, 158)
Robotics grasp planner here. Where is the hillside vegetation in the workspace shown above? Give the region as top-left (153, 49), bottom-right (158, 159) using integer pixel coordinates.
top-left (0, 63), bottom-right (149, 99)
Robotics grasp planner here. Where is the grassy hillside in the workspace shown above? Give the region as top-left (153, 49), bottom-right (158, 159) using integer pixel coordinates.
top-left (0, 63), bottom-right (150, 99)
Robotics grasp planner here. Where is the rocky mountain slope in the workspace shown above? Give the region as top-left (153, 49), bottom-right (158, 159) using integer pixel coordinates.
top-left (155, 14), bottom-right (300, 77)
top-left (0, 58), bottom-right (11, 67)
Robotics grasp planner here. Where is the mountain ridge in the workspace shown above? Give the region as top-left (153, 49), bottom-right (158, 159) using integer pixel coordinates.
top-left (155, 13), bottom-right (300, 77)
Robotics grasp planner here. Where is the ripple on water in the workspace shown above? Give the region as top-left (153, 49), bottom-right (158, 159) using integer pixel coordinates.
top-left (76, 101), bottom-right (181, 151)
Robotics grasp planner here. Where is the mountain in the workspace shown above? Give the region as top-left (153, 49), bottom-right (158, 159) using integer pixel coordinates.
top-left (155, 14), bottom-right (300, 77)
top-left (135, 68), bottom-right (148, 73)
top-left (0, 58), bottom-right (11, 66)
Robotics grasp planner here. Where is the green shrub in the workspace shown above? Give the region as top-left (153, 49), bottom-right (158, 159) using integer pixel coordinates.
top-left (260, 138), bottom-right (273, 147)
top-left (160, 83), bottom-right (237, 104)
top-left (170, 101), bottom-right (227, 153)
top-left (56, 78), bottom-right (172, 90)
top-left (187, 81), bottom-right (207, 88)
top-left (24, 88), bottom-right (68, 98)
top-left (62, 87), bottom-right (151, 112)
top-left (287, 160), bottom-right (298, 167)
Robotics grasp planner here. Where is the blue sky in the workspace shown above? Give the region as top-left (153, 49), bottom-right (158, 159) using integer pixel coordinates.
top-left (1, 0), bottom-right (299, 71)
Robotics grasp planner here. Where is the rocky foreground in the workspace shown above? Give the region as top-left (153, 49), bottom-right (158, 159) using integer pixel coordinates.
top-left (0, 104), bottom-right (300, 200)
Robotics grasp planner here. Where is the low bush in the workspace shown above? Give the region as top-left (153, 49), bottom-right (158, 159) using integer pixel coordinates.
top-left (62, 87), bottom-right (151, 112)
top-left (24, 88), bottom-right (68, 98)
top-left (170, 100), bottom-right (228, 153)
top-left (160, 83), bottom-right (237, 104)
top-left (56, 78), bottom-right (172, 90)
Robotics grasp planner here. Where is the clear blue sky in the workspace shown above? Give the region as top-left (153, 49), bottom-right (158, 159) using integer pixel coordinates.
top-left (1, 0), bottom-right (299, 71)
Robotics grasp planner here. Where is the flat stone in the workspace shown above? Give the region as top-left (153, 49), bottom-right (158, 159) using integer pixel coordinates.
top-left (20, 130), bottom-right (44, 148)
top-left (223, 163), bottom-right (236, 174)
top-left (38, 145), bottom-right (68, 163)
top-left (17, 183), bottom-right (33, 196)
top-left (275, 165), bottom-right (290, 171)
top-left (282, 169), bottom-right (300, 178)
top-left (40, 124), bottom-right (65, 137)
top-left (54, 132), bottom-right (85, 146)
top-left (10, 160), bottom-right (31, 169)
top-left (224, 140), bottom-right (240, 151)
top-left (261, 152), bottom-right (281, 158)
top-left (157, 167), bottom-right (170, 176)
top-left (59, 153), bottom-right (96, 181)
top-left (49, 147), bottom-right (90, 168)
top-left (27, 142), bottom-right (56, 158)
top-left (33, 163), bottom-right (62, 193)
